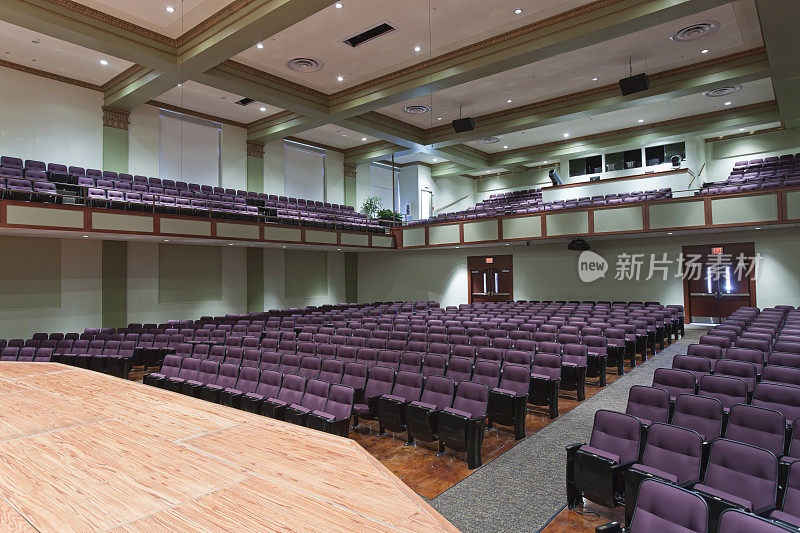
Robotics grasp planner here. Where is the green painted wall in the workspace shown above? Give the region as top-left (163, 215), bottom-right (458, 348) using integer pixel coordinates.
top-left (345, 175), bottom-right (357, 208)
top-left (102, 126), bottom-right (129, 173)
top-left (102, 240), bottom-right (127, 329)
top-left (247, 155), bottom-right (264, 193)
top-left (247, 247), bottom-right (264, 313)
top-left (344, 252), bottom-right (358, 303)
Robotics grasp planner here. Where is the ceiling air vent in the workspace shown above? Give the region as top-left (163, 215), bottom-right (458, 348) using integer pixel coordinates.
top-left (704, 85), bottom-right (742, 97)
top-left (403, 105), bottom-right (430, 114)
top-left (670, 21), bottom-right (720, 42)
top-left (344, 22), bottom-right (395, 48)
top-left (234, 97), bottom-right (255, 106)
top-left (477, 137), bottom-right (500, 144)
top-left (286, 57), bottom-right (324, 73)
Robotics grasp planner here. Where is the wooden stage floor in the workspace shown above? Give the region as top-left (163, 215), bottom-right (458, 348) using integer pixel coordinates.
top-left (0, 363), bottom-right (457, 532)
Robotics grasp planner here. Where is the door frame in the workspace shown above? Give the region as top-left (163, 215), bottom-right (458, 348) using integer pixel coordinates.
top-left (682, 242), bottom-right (757, 323)
top-left (467, 254), bottom-right (514, 304)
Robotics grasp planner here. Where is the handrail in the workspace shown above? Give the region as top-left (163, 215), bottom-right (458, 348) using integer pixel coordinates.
top-left (434, 195), bottom-right (470, 213)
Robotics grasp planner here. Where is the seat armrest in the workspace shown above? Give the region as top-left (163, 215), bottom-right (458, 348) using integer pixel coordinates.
top-left (566, 442), bottom-right (585, 454)
top-left (677, 479), bottom-right (699, 489)
top-left (753, 504), bottom-right (777, 517)
top-left (609, 461), bottom-right (636, 474)
top-left (595, 522), bottom-right (623, 533)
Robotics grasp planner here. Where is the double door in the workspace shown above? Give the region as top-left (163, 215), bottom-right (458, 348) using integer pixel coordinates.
top-left (468, 255), bottom-right (513, 303)
top-left (684, 243), bottom-right (756, 323)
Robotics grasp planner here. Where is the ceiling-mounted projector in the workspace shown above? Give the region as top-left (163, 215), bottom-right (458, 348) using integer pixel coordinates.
top-left (568, 238), bottom-right (590, 251)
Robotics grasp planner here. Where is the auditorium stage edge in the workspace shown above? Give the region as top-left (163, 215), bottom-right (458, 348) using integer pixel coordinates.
top-left (0, 362), bottom-right (457, 532)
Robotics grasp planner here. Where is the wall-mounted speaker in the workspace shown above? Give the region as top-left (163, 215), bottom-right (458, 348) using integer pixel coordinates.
top-left (619, 73), bottom-right (650, 96)
top-left (451, 117), bottom-right (476, 133)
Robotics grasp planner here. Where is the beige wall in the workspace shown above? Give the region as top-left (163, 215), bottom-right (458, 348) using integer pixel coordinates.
top-left (358, 227), bottom-right (800, 309)
top-left (0, 237), bottom-right (102, 339)
top-left (263, 248), bottom-right (345, 309)
top-left (0, 66), bottom-right (102, 169)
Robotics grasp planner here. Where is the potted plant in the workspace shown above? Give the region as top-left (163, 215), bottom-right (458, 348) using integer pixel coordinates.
top-left (361, 196), bottom-right (382, 219)
top-left (377, 208), bottom-right (402, 226)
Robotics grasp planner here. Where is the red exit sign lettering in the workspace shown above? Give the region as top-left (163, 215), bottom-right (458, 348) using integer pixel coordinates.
top-left (711, 247), bottom-right (723, 255)
top-left (485, 257), bottom-right (494, 264)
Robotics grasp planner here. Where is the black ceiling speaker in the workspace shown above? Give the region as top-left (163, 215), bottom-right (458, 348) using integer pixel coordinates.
top-left (452, 117), bottom-right (476, 133)
top-left (619, 73), bottom-right (650, 96)
top-left (568, 238), bottom-right (590, 251)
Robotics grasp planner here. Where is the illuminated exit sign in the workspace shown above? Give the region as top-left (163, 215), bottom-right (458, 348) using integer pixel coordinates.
top-left (711, 247), bottom-right (723, 255)
top-left (485, 257), bottom-right (494, 264)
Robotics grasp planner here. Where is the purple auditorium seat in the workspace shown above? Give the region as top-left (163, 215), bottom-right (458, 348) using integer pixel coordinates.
top-left (487, 363), bottom-right (530, 439)
top-left (652, 368), bottom-right (696, 402)
top-left (285, 379), bottom-right (329, 426)
top-left (721, 508), bottom-right (790, 532)
top-left (181, 360), bottom-right (219, 397)
top-left (771, 460), bottom-right (800, 528)
top-left (530, 353), bottom-right (561, 419)
top-left (341, 362), bottom-right (368, 400)
top-left (698, 374), bottom-right (748, 413)
top-left (16, 347), bottom-right (36, 362)
top-left (162, 357), bottom-right (200, 393)
top-left (405, 376), bottom-right (456, 445)
top-left (561, 343), bottom-right (588, 401)
top-left (762, 365), bottom-right (800, 387)
top-left (263, 374), bottom-right (307, 420)
top-left (218, 366), bottom-right (260, 409)
top-left (625, 385), bottom-right (670, 427)
top-left (240, 349), bottom-right (261, 368)
top-left (623, 423), bottom-right (704, 525)
top-left (399, 352), bottom-right (422, 372)
top-left (421, 353), bottom-right (447, 377)
top-left (352, 365), bottom-right (395, 428)
top-left (687, 343), bottom-right (725, 362)
top-left (377, 370), bottom-right (424, 436)
top-left (306, 384), bottom-right (355, 437)
top-left (239, 370), bottom-right (282, 414)
top-left (753, 382), bottom-right (800, 427)
top-left (714, 360), bottom-right (758, 394)
top-left (693, 439), bottom-right (778, 532)
top-left (672, 355), bottom-right (712, 385)
top-left (278, 354), bottom-right (301, 375)
top-left (601, 479), bottom-right (708, 533)
top-left (700, 334), bottom-right (731, 349)
top-left (201, 363), bottom-right (239, 403)
top-left (445, 357), bottom-right (473, 384)
top-left (724, 404), bottom-right (786, 457)
top-left (567, 410), bottom-right (643, 510)
top-left (298, 356), bottom-right (321, 380)
top-left (437, 381), bottom-right (490, 469)
top-left (318, 358), bottom-right (344, 384)
top-left (375, 350), bottom-right (400, 371)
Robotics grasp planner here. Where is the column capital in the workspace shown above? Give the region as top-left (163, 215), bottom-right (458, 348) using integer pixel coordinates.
top-left (102, 106), bottom-right (130, 130)
top-left (247, 140), bottom-right (265, 158)
top-left (344, 163), bottom-right (357, 178)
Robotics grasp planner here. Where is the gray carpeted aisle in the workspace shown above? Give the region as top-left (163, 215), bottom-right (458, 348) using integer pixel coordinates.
top-left (430, 326), bottom-right (708, 533)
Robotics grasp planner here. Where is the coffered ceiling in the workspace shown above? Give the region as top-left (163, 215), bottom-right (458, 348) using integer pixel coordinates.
top-left (0, 0), bottom-right (795, 176)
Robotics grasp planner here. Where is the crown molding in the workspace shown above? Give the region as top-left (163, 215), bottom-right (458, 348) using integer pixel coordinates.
top-left (147, 100), bottom-right (249, 129)
top-left (102, 106), bottom-right (130, 130)
top-left (0, 58), bottom-right (101, 91)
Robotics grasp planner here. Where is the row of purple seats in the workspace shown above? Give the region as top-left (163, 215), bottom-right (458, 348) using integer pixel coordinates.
top-left (0, 347), bottom-right (52, 362)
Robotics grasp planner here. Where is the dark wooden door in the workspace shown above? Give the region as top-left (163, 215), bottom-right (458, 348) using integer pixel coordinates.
top-left (468, 255), bottom-right (513, 304)
top-left (683, 242), bottom-right (756, 323)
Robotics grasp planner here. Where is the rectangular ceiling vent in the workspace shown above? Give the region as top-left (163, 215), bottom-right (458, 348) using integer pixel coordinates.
top-left (234, 97), bottom-right (255, 106)
top-left (344, 22), bottom-right (395, 48)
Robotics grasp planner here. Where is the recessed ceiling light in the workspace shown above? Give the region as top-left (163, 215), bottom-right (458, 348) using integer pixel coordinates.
top-left (228, 243), bottom-right (234, 246)
top-left (259, 107), bottom-right (266, 112)
top-left (503, 145), bottom-right (509, 149)
top-left (414, 46), bottom-right (421, 52)
top-left (337, 248), bottom-right (341, 251)
top-left (361, 137), bottom-right (367, 141)
top-left (164, 239), bottom-right (170, 242)
top-left (165, 6), bottom-right (175, 13)
top-left (432, 158), bottom-right (438, 162)
top-left (177, 83), bottom-right (181, 87)
top-left (455, 246), bottom-right (460, 249)
top-left (563, 132), bottom-right (570, 138)
top-left (334, 2), bottom-right (342, 7)
top-left (638, 119), bottom-right (644, 123)
top-left (337, 75), bottom-right (344, 81)
top-left (755, 227), bottom-right (762, 230)
top-left (701, 49), bottom-right (709, 54)
top-left (514, 8), bottom-right (523, 14)
top-left (505, 242), bottom-right (510, 245)
top-left (724, 101), bottom-right (732, 106)
top-left (82, 235), bottom-right (88, 238)
top-left (437, 117), bottom-right (442, 120)
top-left (667, 232), bottom-right (673, 235)
top-left (739, 128), bottom-right (745, 131)
top-left (591, 77), bottom-right (598, 81)
top-left (506, 99), bottom-right (512, 103)
top-left (256, 43), bottom-right (264, 49)
top-left (99, 59), bottom-right (108, 65)
top-left (543, 160), bottom-right (548, 164)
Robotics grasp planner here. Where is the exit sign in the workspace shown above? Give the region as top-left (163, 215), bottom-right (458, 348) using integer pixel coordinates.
top-left (485, 257), bottom-right (494, 264)
top-left (711, 246), bottom-right (723, 255)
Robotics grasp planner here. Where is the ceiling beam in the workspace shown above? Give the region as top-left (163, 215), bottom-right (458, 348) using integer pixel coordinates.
top-left (325, 0), bottom-right (732, 118)
top-left (427, 48), bottom-right (772, 147)
top-left (491, 101), bottom-right (781, 168)
top-left (344, 141), bottom-right (408, 166)
top-left (756, 0), bottom-right (800, 129)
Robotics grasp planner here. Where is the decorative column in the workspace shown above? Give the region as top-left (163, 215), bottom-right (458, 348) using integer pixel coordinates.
top-left (344, 163), bottom-right (357, 208)
top-left (246, 140), bottom-right (265, 193)
top-left (102, 106), bottom-right (130, 173)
